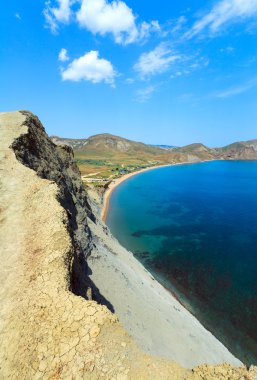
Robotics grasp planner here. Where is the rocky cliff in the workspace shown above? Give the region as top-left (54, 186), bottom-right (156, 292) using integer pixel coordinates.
top-left (0, 111), bottom-right (256, 379)
top-left (214, 140), bottom-right (257, 160)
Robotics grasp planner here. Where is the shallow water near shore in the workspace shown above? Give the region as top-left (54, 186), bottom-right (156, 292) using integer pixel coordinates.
top-left (106, 160), bottom-right (257, 365)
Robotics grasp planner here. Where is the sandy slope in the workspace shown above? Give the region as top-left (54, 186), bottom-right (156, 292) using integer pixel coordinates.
top-left (88, 217), bottom-right (242, 368)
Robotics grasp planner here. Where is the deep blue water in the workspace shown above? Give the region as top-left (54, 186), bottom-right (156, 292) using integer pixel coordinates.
top-left (106, 161), bottom-right (257, 364)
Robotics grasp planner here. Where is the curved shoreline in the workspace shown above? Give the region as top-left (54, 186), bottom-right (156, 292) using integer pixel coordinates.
top-left (101, 160), bottom-right (212, 222)
top-left (97, 158), bottom-right (245, 367)
top-left (101, 163), bottom-right (174, 222)
top-left (89, 160), bottom-right (242, 366)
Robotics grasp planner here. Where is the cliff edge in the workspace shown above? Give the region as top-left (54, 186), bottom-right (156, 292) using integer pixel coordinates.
top-left (0, 111), bottom-right (256, 380)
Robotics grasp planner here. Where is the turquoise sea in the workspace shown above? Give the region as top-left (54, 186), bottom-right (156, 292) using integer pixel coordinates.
top-left (106, 161), bottom-right (257, 365)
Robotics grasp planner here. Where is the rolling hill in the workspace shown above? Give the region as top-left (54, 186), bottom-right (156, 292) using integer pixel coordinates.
top-left (51, 133), bottom-right (175, 176)
top-left (52, 133), bottom-right (171, 159)
top-left (51, 134), bottom-right (257, 177)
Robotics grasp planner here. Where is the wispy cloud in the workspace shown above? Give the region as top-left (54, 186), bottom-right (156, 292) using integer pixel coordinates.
top-left (170, 16), bottom-right (187, 34)
top-left (125, 78), bottom-right (135, 84)
top-left (186, 0), bottom-right (257, 38)
top-left (135, 85), bottom-right (156, 102)
top-left (177, 93), bottom-right (194, 102)
top-left (15, 13), bottom-right (21, 20)
top-left (134, 43), bottom-right (180, 78)
top-left (220, 46), bottom-right (235, 53)
top-left (169, 55), bottom-right (209, 79)
top-left (215, 77), bottom-right (257, 98)
top-left (133, 40), bottom-right (211, 84)
top-left (44, 0), bottom-right (73, 34)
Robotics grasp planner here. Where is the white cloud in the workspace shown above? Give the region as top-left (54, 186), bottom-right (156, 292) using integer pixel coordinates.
top-left (134, 43), bottom-right (180, 78)
top-left (44, 0), bottom-right (73, 33)
top-left (170, 71), bottom-right (183, 79)
top-left (169, 55), bottom-right (209, 79)
top-left (170, 16), bottom-right (187, 33)
top-left (76, 0), bottom-right (160, 44)
top-left (125, 78), bottom-right (135, 84)
top-left (215, 77), bottom-right (257, 98)
top-left (15, 13), bottom-right (21, 20)
top-left (135, 85), bottom-right (156, 102)
top-left (58, 48), bottom-right (69, 62)
top-left (61, 50), bottom-right (116, 85)
top-left (138, 20), bottom-right (161, 40)
top-left (43, 0), bottom-right (160, 43)
top-left (187, 0), bottom-right (257, 37)
top-left (220, 46), bottom-right (235, 53)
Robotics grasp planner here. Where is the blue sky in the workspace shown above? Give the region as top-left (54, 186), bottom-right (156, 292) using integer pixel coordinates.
top-left (1, 0), bottom-right (257, 146)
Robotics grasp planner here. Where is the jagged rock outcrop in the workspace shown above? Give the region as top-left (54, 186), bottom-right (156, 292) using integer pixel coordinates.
top-left (10, 111), bottom-right (95, 298)
top-left (0, 111), bottom-right (256, 379)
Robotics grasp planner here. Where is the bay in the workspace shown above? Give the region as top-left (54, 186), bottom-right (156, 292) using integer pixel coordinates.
top-left (106, 161), bottom-right (257, 365)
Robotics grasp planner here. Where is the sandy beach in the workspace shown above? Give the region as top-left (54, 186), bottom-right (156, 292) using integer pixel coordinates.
top-left (101, 160), bottom-right (213, 221)
top-left (101, 163), bottom-right (177, 221)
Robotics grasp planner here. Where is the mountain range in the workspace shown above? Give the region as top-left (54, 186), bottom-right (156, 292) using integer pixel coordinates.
top-left (51, 134), bottom-right (257, 165)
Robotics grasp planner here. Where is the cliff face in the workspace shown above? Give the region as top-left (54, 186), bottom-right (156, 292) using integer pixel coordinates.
top-left (0, 111), bottom-right (186, 379)
top-left (11, 111), bottom-right (95, 298)
top-left (0, 111), bottom-right (256, 379)
top-left (214, 140), bottom-right (257, 160)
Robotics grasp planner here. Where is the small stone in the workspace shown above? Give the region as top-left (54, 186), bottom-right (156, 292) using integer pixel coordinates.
top-left (121, 342), bottom-right (126, 348)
